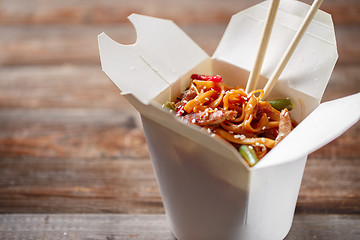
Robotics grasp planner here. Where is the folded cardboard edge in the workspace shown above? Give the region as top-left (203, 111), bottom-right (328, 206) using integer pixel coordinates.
top-left (255, 92), bottom-right (360, 169)
top-left (128, 14), bottom-right (209, 86)
top-left (98, 14), bottom-right (209, 105)
top-left (98, 32), bottom-right (169, 104)
top-left (213, 0), bottom-right (338, 101)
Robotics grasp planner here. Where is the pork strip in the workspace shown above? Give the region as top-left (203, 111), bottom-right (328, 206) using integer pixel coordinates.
top-left (183, 110), bottom-right (237, 126)
top-left (274, 108), bottom-right (292, 146)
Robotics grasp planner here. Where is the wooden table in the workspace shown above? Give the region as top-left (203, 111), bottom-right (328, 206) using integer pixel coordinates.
top-left (0, 0), bottom-right (359, 239)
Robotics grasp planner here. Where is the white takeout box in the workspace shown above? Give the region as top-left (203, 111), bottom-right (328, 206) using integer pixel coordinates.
top-left (98, 0), bottom-right (360, 239)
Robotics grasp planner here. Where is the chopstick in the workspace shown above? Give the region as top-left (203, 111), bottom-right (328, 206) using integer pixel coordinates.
top-left (262, 0), bottom-right (324, 99)
top-left (246, 0), bottom-right (280, 93)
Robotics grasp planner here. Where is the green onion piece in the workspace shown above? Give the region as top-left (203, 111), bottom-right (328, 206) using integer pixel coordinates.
top-left (268, 98), bottom-right (295, 111)
top-left (239, 145), bottom-right (259, 167)
top-left (162, 101), bottom-right (176, 111)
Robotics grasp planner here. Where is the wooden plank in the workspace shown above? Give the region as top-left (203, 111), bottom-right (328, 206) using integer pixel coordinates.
top-left (0, 25), bottom-right (136, 66)
top-left (287, 214), bottom-right (360, 240)
top-left (321, 64), bottom-right (360, 102)
top-left (0, 158), bottom-right (163, 214)
top-left (0, 214), bottom-right (173, 240)
top-left (0, 65), bottom-right (129, 109)
top-left (0, 0), bottom-right (358, 25)
top-left (297, 157), bottom-right (360, 214)
top-left (0, 155), bottom-right (358, 214)
top-left (0, 24), bottom-right (359, 66)
top-left (0, 109), bottom-right (148, 159)
top-left (0, 214), bottom-right (359, 239)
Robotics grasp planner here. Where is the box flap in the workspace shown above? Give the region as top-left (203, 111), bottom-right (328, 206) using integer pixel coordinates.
top-left (256, 93), bottom-right (360, 169)
top-left (98, 33), bottom-right (169, 104)
top-left (98, 14), bottom-right (209, 104)
top-left (213, 0), bottom-right (338, 101)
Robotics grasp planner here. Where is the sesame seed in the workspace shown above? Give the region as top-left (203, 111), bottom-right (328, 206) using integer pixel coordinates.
top-left (240, 135), bottom-right (246, 140)
top-left (261, 138), bottom-right (265, 143)
top-left (207, 128), bottom-right (212, 133)
top-left (191, 119), bottom-right (196, 123)
top-left (249, 146), bottom-right (254, 150)
top-left (255, 142), bottom-right (260, 146)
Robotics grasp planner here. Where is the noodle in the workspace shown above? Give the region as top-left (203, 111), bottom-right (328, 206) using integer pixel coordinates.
top-left (167, 74), bottom-right (296, 165)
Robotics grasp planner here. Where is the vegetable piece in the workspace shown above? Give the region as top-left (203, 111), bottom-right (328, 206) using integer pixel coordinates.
top-left (239, 145), bottom-right (259, 167)
top-left (268, 98), bottom-right (295, 111)
top-left (163, 101), bottom-right (176, 111)
top-left (176, 103), bottom-right (186, 116)
top-left (191, 74), bottom-right (223, 83)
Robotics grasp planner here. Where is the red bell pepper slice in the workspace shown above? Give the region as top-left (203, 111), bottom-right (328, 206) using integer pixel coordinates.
top-left (176, 103), bottom-right (186, 116)
top-left (191, 74), bottom-right (223, 83)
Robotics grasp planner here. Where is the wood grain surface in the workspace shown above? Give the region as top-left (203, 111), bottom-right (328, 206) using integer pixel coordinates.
top-left (0, 0), bottom-right (359, 238)
top-left (0, 214), bottom-right (359, 240)
top-left (0, 0), bottom-right (359, 25)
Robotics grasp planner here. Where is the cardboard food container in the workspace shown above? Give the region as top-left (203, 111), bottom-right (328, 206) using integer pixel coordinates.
top-left (98, 0), bottom-right (360, 239)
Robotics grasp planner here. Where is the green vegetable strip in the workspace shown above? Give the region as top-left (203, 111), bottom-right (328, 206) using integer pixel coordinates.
top-left (239, 145), bottom-right (259, 167)
top-left (268, 98), bottom-right (295, 111)
top-left (163, 101), bottom-right (176, 111)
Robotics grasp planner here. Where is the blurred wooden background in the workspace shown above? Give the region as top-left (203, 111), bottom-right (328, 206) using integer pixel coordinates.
top-left (0, 0), bottom-right (359, 239)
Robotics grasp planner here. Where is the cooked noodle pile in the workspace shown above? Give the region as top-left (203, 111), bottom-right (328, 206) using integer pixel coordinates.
top-left (168, 74), bottom-right (296, 163)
